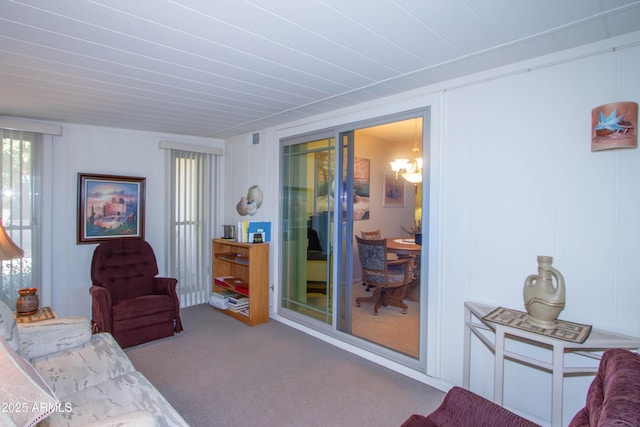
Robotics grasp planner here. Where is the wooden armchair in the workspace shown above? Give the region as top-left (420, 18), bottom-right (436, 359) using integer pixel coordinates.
top-left (90, 239), bottom-right (183, 348)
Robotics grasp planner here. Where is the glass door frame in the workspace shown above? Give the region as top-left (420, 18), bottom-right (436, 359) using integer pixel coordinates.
top-left (279, 129), bottom-right (337, 334)
top-left (336, 130), bottom-right (353, 334)
top-left (278, 107), bottom-right (430, 369)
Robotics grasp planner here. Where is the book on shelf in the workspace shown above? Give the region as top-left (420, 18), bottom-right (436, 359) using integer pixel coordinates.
top-left (228, 306), bottom-right (250, 317)
top-left (228, 302), bottom-right (249, 312)
top-left (212, 290), bottom-right (239, 299)
top-left (214, 276), bottom-right (250, 295)
top-left (228, 295), bottom-right (249, 305)
top-left (217, 253), bottom-right (249, 264)
top-left (228, 302), bottom-right (249, 311)
top-left (228, 305), bottom-right (249, 317)
top-left (236, 220), bottom-right (271, 243)
top-left (234, 256), bottom-right (249, 265)
top-left (234, 285), bottom-right (249, 295)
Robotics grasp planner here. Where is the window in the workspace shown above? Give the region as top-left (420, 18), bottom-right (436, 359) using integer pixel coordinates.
top-left (0, 129), bottom-right (41, 308)
top-left (167, 149), bottom-right (215, 307)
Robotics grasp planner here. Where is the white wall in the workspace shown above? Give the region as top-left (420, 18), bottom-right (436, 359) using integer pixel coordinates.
top-left (218, 133), bottom-right (278, 307)
top-left (438, 43), bottom-right (640, 422)
top-left (44, 124), bottom-right (223, 319)
top-left (223, 31), bottom-right (640, 425)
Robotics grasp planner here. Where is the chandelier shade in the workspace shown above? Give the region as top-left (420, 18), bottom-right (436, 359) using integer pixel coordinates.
top-left (390, 119), bottom-right (423, 183)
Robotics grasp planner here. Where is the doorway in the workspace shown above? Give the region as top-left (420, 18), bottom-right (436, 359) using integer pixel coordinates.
top-left (280, 111), bottom-right (427, 361)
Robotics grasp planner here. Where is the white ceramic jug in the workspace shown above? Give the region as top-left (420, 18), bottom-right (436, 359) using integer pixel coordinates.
top-left (523, 256), bottom-right (565, 328)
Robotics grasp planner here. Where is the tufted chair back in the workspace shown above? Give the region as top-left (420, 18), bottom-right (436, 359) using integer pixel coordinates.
top-left (91, 239), bottom-right (158, 304)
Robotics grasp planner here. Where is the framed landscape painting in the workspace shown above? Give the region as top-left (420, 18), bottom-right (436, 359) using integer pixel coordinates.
top-left (77, 173), bottom-right (146, 244)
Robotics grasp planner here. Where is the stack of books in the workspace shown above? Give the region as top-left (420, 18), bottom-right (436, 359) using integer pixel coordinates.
top-left (227, 294), bottom-right (249, 317)
top-left (208, 289), bottom-right (238, 310)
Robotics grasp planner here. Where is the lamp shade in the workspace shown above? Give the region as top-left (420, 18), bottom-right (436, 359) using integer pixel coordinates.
top-left (0, 218), bottom-right (23, 260)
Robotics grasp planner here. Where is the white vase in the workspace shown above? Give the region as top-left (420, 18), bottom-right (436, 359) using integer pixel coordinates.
top-left (523, 256), bottom-right (565, 328)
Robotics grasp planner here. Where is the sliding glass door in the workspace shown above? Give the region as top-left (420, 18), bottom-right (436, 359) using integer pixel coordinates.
top-left (281, 135), bottom-right (335, 324)
top-left (343, 118), bottom-right (424, 359)
top-left (280, 111), bottom-right (427, 362)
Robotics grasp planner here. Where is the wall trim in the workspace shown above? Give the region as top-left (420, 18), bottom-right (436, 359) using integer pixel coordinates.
top-left (0, 116), bottom-right (62, 136)
top-left (159, 139), bottom-right (223, 156)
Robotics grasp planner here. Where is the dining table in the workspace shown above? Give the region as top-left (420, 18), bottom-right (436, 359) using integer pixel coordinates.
top-left (385, 237), bottom-right (422, 301)
top-left (385, 237), bottom-right (421, 255)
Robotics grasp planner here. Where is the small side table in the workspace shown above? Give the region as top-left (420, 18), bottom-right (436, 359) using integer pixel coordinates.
top-left (13, 306), bottom-right (56, 324)
top-left (463, 301), bottom-right (640, 427)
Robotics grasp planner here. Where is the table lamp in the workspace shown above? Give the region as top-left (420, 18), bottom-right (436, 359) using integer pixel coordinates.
top-left (0, 218), bottom-right (35, 315)
top-left (0, 217), bottom-right (23, 260)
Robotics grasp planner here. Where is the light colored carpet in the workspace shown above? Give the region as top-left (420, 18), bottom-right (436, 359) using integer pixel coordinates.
top-left (125, 304), bottom-right (443, 427)
top-left (304, 282), bottom-right (420, 357)
top-left (350, 284), bottom-right (420, 358)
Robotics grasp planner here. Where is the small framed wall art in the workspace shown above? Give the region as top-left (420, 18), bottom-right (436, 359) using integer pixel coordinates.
top-left (383, 174), bottom-right (405, 207)
top-left (591, 102), bottom-right (638, 152)
top-left (77, 173), bottom-right (146, 244)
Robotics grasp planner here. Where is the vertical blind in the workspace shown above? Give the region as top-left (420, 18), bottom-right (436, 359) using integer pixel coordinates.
top-left (168, 149), bottom-right (215, 307)
top-left (0, 129), bottom-right (41, 308)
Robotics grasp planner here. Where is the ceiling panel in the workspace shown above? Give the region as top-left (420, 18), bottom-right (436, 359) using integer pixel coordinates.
top-left (321, 0), bottom-right (457, 65)
top-left (465, 0), bottom-right (549, 40)
top-left (398, 0), bottom-right (497, 55)
top-left (0, 0), bottom-right (638, 139)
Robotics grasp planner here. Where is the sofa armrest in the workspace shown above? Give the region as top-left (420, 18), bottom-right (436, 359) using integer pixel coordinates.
top-left (18, 316), bottom-right (92, 360)
top-left (568, 348), bottom-right (640, 427)
top-left (83, 410), bottom-right (158, 427)
top-left (90, 285), bottom-right (113, 333)
top-left (402, 387), bottom-right (539, 427)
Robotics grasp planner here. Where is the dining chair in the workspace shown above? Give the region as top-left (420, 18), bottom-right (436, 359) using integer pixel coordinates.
top-left (360, 229), bottom-right (381, 240)
top-left (359, 230), bottom-right (382, 291)
top-left (355, 236), bottom-right (413, 315)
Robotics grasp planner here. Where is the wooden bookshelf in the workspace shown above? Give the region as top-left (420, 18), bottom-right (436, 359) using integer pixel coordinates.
top-left (212, 239), bottom-right (269, 326)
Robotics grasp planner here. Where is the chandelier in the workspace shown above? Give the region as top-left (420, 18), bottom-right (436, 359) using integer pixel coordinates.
top-left (390, 120), bottom-right (423, 183)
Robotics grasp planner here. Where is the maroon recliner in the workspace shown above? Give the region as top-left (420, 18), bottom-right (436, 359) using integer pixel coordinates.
top-left (90, 239), bottom-right (183, 348)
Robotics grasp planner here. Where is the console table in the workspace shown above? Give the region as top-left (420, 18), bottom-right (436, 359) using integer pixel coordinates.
top-left (463, 301), bottom-right (640, 427)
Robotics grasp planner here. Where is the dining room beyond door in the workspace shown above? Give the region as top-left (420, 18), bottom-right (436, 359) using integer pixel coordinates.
top-left (340, 116), bottom-right (425, 359)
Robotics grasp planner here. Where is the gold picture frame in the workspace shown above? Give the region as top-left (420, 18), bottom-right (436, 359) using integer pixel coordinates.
top-left (77, 173), bottom-right (146, 244)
